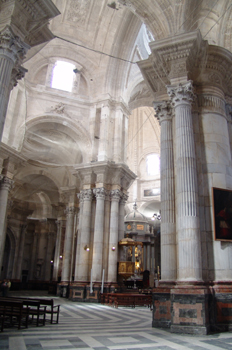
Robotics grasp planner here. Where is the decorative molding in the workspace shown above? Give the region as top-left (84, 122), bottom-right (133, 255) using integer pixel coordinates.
top-left (154, 101), bottom-right (173, 124)
top-left (93, 187), bottom-right (107, 200)
top-left (167, 81), bottom-right (195, 107)
top-left (197, 94), bottom-right (226, 115)
top-left (82, 189), bottom-right (93, 201)
top-left (110, 189), bottom-right (122, 201)
top-left (0, 176), bottom-right (14, 191)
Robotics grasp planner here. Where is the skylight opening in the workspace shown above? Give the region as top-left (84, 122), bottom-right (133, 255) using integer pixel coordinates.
top-left (146, 154), bottom-right (160, 176)
top-left (51, 61), bottom-right (75, 92)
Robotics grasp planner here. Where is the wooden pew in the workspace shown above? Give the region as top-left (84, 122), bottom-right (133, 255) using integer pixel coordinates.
top-left (4, 297), bottom-right (60, 324)
top-left (0, 300), bottom-right (30, 331)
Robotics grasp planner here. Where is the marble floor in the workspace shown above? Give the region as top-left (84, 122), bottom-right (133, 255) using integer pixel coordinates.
top-left (1, 291), bottom-right (232, 350)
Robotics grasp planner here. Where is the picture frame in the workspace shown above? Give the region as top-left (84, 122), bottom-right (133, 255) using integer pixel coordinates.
top-left (212, 187), bottom-right (232, 241)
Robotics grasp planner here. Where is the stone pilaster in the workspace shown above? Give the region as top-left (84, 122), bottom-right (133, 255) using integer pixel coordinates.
top-left (61, 206), bottom-right (75, 282)
top-left (92, 187), bottom-right (107, 282)
top-left (107, 189), bottom-right (121, 283)
top-left (0, 26), bottom-right (28, 140)
top-left (15, 224), bottom-right (27, 280)
top-left (29, 231), bottom-right (37, 281)
top-left (53, 219), bottom-right (63, 281)
top-left (0, 176), bottom-right (13, 268)
top-left (168, 81), bottom-right (202, 282)
top-left (75, 189), bottom-right (93, 281)
top-left (118, 193), bottom-right (128, 260)
top-left (154, 101), bottom-right (176, 282)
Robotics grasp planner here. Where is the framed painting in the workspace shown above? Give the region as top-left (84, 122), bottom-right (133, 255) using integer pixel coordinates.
top-left (212, 187), bottom-right (232, 241)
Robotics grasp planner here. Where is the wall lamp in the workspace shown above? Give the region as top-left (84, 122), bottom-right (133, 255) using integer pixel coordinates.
top-left (84, 245), bottom-right (90, 251)
top-left (111, 246), bottom-right (116, 251)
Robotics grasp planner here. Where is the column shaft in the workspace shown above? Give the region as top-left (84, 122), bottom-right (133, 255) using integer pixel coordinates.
top-left (53, 220), bottom-right (62, 281)
top-left (107, 190), bottom-right (121, 283)
top-left (61, 207), bottom-right (75, 282)
top-left (76, 189), bottom-right (92, 281)
top-left (168, 82), bottom-right (202, 282)
top-left (154, 101), bottom-right (176, 281)
top-left (92, 188), bottom-right (106, 282)
top-left (0, 176), bottom-right (13, 268)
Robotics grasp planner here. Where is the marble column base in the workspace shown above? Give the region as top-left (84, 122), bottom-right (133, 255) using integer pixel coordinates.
top-left (170, 284), bottom-right (210, 335)
top-left (209, 282), bottom-right (232, 332)
top-left (152, 283), bottom-right (174, 329)
top-left (57, 282), bottom-right (70, 298)
top-left (69, 282), bottom-right (87, 301)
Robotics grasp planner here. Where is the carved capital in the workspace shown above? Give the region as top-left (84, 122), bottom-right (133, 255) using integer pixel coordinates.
top-left (10, 65), bottom-right (28, 90)
top-left (167, 81), bottom-right (195, 107)
top-left (82, 189), bottom-right (93, 201)
top-left (110, 189), bottom-right (122, 202)
top-left (93, 187), bottom-right (107, 200)
top-left (120, 193), bottom-right (128, 205)
top-left (154, 100), bottom-right (173, 124)
top-left (0, 176), bottom-right (14, 191)
top-left (64, 206), bottom-right (75, 217)
top-left (0, 26), bottom-right (29, 62)
top-left (198, 94), bottom-right (226, 116)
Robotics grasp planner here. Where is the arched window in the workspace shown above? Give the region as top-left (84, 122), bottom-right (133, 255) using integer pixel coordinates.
top-left (146, 154), bottom-right (160, 176)
top-left (51, 61), bottom-right (75, 92)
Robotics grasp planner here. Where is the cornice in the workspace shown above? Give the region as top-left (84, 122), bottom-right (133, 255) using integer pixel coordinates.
top-left (0, 0), bottom-right (60, 47)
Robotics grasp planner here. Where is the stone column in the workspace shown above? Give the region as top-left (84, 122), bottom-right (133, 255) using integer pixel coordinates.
top-left (53, 219), bottom-right (63, 281)
top-left (75, 189), bottom-right (93, 281)
top-left (154, 101), bottom-right (176, 282)
top-left (147, 244), bottom-right (151, 271)
top-left (98, 104), bottom-right (111, 161)
top-left (29, 232), bottom-right (38, 280)
top-left (0, 176), bottom-right (13, 268)
top-left (108, 190), bottom-right (121, 283)
top-left (0, 26), bottom-right (28, 141)
top-left (143, 244), bottom-right (147, 271)
top-left (15, 224), bottom-right (27, 280)
top-left (118, 194), bottom-right (128, 260)
top-left (92, 188), bottom-right (106, 282)
top-left (61, 206), bottom-right (75, 282)
top-left (74, 193), bottom-right (84, 280)
top-left (44, 232), bottom-right (54, 281)
top-left (167, 81), bottom-right (202, 282)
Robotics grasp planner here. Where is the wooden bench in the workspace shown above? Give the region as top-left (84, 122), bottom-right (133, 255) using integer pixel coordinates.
top-left (2, 296), bottom-right (60, 324)
top-left (0, 300), bottom-right (30, 331)
top-left (101, 293), bottom-right (152, 309)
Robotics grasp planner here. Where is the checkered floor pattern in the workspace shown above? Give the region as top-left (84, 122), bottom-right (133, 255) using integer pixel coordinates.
top-left (1, 292), bottom-right (232, 350)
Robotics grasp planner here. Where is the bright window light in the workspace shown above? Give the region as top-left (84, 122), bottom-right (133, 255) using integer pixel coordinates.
top-left (146, 154), bottom-right (160, 176)
top-left (51, 61), bottom-right (75, 92)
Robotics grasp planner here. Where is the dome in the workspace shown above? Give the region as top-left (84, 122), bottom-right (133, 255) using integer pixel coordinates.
top-left (124, 203), bottom-right (148, 223)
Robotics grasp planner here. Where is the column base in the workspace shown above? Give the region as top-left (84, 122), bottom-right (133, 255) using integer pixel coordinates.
top-left (152, 282), bottom-right (174, 329)
top-left (171, 283), bottom-right (210, 335)
top-left (57, 282), bottom-right (70, 298)
top-left (209, 282), bottom-right (232, 332)
top-left (69, 282), bottom-right (87, 301)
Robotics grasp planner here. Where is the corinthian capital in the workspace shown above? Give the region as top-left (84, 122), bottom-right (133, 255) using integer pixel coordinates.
top-left (110, 189), bottom-right (122, 201)
top-left (82, 189), bottom-right (93, 201)
top-left (0, 26), bottom-right (29, 62)
top-left (167, 81), bottom-right (195, 107)
top-left (154, 101), bottom-right (173, 124)
top-left (0, 176), bottom-right (14, 191)
top-left (65, 206), bottom-right (75, 217)
top-left (93, 187), bottom-right (107, 200)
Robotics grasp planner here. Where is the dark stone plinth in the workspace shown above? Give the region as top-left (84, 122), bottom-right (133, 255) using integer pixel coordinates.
top-left (209, 284), bottom-right (232, 332)
top-left (86, 284), bottom-right (101, 302)
top-left (57, 282), bottom-right (70, 298)
top-left (69, 283), bottom-right (86, 301)
top-left (152, 288), bottom-right (172, 328)
top-left (170, 287), bottom-right (210, 335)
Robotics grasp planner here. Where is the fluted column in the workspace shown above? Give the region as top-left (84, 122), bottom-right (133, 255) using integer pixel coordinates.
top-left (167, 81), bottom-right (202, 282)
top-left (15, 224), bottom-right (27, 280)
top-left (29, 232), bottom-right (38, 280)
top-left (0, 26), bottom-right (28, 141)
top-left (92, 188), bottom-right (107, 282)
top-left (74, 193), bottom-right (84, 280)
top-left (154, 101), bottom-right (176, 281)
top-left (143, 244), bottom-right (147, 271)
top-left (107, 189), bottom-right (121, 283)
top-left (61, 206), bottom-right (75, 282)
top-left (0, 176), bottom-right (13, 268)
top-left (147, 244), bottom-right (151, 271)
top-left (75, 189), bottom-right (93, 281)
top-left (118, 193), bottom-right (128, 260)
top-left (44, 232), bottom-right (54, 281)
top-left (53, 219), bottom-right (63, 281)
